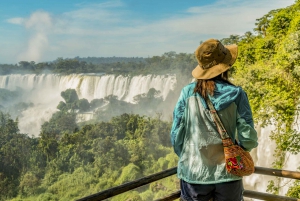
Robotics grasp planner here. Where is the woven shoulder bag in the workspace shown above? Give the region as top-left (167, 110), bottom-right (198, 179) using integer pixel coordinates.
top-left (205, 96), bottom-right (255, 177)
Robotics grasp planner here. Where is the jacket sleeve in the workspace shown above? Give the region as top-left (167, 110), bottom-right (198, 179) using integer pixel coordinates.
top-left (170, 88), bottom-right (187, 156)
top-left (236, 89), bottom-right (258, 151)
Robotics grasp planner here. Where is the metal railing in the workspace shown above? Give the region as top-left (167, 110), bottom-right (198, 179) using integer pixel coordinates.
top-left (76, 166), bottom-right (300, 201)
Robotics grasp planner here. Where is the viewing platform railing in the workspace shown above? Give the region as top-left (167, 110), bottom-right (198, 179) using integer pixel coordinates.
top-left (76, 166), bottom-right (300, 201)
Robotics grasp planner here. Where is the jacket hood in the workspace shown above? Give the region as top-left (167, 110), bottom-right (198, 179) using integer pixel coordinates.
top-left (209, 80), bottom-right (241, 111)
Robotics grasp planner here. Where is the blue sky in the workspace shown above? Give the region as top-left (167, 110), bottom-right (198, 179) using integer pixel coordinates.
top-left (0, 0), bottom-right (295, 64)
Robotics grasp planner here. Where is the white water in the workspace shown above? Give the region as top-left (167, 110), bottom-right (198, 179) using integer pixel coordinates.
top-left (0, 74), bottom-right (176, 102)
top-left (244, 118), bottom-right (300, 200)
top-left (0, 73), bottom-right (298, 198)
top-left (0, 74), bottom-right (177, 136)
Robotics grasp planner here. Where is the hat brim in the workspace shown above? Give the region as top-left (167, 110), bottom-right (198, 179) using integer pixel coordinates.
top-left (192, 44), bottom-right (238, 79)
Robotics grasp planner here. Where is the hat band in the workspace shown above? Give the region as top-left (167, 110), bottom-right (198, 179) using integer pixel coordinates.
top-left (200, 60), bottom-right (218, 69)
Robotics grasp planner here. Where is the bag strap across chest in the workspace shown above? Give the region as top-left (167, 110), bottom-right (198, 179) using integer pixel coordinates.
top-left (204, 96), bottom-right (230, 140)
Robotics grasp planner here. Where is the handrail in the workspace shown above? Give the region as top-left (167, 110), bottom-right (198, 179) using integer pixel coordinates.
top-left (76, 167), bottom-right (177, 201)
top-left (76, 166), bottom-right (300, 201)
top-left (243, 190), bottom-right (300, 201)
top-left (255, 166), bottom-right (300, 179)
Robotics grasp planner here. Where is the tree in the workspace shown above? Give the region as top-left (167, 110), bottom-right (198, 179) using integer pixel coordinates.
top-left (90, 98), bottom-right (105, 110)
top-left (133, 88), bottom-right (163, 116)
top-left (61, 89), bottom-right (79, 104)
top-left (57, 101), bottom-right (67, 111)
top-left (0, 111), bottom-right (34, 199)
top-left (253, 9), bottom-right (279, 36)
top-left (41, 111), bottom-right (78, 135)
top-left (76, 98), bottom-right (90, 112)
top-left (220, 35), bottom-right (241, 45)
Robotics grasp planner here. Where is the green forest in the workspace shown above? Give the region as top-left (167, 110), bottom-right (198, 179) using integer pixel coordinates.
top-left (1, 0), bottom-right (300, 200)
top-left (0, 53), bottom-right (195, 76)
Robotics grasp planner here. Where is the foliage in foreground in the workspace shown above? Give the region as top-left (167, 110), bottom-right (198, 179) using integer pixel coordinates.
top-left (0, 110), bottom-right (178, 201)
top-left (223, 0), bottom-right (300, 197)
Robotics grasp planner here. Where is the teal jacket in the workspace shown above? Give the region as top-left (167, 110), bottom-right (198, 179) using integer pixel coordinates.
top-left (170, 80), bottom-right (258, 184)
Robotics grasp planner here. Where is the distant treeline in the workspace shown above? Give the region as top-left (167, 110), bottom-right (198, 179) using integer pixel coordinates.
top-left (0, 52), bottom-right (197, 76)
top-left (74, 56), bottom-right (146, 64)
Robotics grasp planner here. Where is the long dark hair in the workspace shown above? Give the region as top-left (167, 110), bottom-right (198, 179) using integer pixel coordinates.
top-left (193, 71), bottom-right (234, 98)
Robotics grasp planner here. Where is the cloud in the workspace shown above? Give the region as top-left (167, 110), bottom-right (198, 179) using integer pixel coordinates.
top-left (6, 17), bottom-right (24, 25)
top-left (3, 0), bottom-right (295, 63)
top-left (51, 0), bottom-right (295, 57)
top-left (64, 0), bottom-right (125, 21)
top-left (150, 0), bottom-right (295, 38)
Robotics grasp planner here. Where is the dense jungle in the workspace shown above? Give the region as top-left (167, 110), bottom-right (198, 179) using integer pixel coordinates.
top-left (1, 1), bottom-right (300, 200)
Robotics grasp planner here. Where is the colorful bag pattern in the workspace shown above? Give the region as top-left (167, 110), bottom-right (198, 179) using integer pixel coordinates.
top-left (222, 138), bottom-right (254, 177)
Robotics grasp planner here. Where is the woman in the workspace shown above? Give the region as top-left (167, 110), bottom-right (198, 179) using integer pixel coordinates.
top-left (170, 39), bottom-right (258, 201)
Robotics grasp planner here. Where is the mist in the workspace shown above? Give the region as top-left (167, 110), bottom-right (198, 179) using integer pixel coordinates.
top-left (0, 73), bottom-right (180, 136)
top-left (16, 11), bottom-right (53, 62)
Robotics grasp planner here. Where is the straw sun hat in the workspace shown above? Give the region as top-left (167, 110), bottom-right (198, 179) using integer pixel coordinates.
top-left (192, 39), bottom-right (238, 80)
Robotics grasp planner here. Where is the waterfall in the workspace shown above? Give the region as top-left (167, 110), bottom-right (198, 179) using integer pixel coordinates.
top-left (0, 74), bottom-right (177, 136)
top-left (0, 74), bottom-right (176, 102)
top-left (244, 119), bottom-right (300, 200)
top-left (244, 125), bottom-right (277, 196)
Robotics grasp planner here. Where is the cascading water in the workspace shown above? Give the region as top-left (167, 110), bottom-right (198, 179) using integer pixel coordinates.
top-left (0, 73), bottom-right (298, 199)
top-left (0, 73), bottom-right (177, 136)
top-left (0, 74), bottom-right (177, 103)
top-left (245, 118), bottom-right (300, 200)
top-left (244, 125), bottom-right (278, 199)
